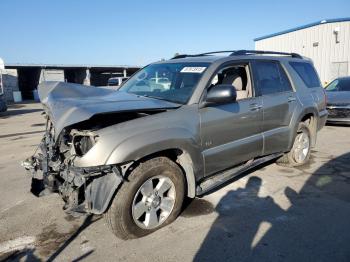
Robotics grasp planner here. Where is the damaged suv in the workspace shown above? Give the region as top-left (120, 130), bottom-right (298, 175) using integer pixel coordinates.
top-left (23, 50), bottom-right (328, 239)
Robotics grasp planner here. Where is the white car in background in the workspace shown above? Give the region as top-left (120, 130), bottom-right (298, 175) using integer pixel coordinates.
top-left (107, 77), bottom-right (129, 87)
top-left (149, 77), bottom-right (171, 90)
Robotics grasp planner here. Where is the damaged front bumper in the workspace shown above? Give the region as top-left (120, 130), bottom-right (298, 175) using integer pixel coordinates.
top-left (22, 122), bottom-right (128, 217)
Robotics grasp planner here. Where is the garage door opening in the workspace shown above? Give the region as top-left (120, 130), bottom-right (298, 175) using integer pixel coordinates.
top-left (18, 68), bottom-right (41, 100)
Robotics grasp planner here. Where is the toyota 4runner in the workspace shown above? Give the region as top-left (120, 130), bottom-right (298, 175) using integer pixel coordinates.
top-left (23, 50), bottom-right (328, 239)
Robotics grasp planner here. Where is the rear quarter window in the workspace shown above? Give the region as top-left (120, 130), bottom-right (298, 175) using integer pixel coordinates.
top-left (289, 62), bottom-right (320, 88)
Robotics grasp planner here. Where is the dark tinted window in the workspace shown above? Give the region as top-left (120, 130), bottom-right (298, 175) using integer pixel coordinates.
top-left (337, 78), bottom-right (350, 91)
top-left (253, 61), bottom-right (293, 95)
top-left (326, 78), bottom-right (350, 91)
top-left (290, 62), bottom-right (320, 88)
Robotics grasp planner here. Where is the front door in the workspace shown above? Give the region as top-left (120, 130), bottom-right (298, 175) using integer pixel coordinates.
top-left (200, 63), bottom-right (263, 176)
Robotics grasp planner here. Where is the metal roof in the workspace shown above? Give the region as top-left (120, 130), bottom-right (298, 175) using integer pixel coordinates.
top-left (254, 17), bottom-right (350, 41)
top-left (4, 63), bottom-right (141, 69)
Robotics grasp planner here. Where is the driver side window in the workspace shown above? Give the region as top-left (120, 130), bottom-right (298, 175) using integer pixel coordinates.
top-left (210, 64), bottom-right (253, 100)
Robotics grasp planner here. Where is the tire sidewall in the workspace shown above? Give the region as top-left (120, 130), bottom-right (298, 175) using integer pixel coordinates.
top-left (110, 157), bottom-right (185, 238)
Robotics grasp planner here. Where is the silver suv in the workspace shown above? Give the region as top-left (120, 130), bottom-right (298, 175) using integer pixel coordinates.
top-left (23, 50), bottom-right (328, 239)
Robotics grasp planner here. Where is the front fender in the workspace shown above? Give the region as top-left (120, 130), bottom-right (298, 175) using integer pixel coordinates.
top-left (106, 128), bottom-right (204, 179)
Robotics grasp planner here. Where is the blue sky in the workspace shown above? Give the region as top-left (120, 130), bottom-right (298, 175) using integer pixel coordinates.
top-left (1, 0), bottom-right (349, 66)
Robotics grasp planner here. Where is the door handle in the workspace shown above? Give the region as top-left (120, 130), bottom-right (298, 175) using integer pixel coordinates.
top-left (288, 96), bottom-right (296, 102)
top-left (249, 103), bottom-right (262, 111)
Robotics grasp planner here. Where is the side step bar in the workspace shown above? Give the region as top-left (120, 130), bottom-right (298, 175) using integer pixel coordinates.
top-left (196, 153), bottom-right (282, 196)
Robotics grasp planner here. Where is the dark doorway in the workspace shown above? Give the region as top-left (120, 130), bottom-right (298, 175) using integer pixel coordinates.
top-left (90, 70), bottom-right (112, 86)
top-left (64, 69), bottom-right (86, 84)
top-left (17, 68), bottom-right (41, 100)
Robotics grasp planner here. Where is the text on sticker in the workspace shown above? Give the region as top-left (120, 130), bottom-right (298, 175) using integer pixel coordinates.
top-left (180, 67), bottom-right (207, 73)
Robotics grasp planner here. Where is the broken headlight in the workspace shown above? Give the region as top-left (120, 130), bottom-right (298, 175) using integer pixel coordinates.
top-left (71, 130), bottom-right (98, 156)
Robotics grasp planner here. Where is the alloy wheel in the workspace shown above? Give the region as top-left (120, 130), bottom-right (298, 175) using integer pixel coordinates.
top-left (131, 175), bottom-right (176, 229)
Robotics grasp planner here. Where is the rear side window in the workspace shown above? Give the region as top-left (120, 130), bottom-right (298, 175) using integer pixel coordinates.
top-left (290, 62), bottom-right (320, 88)
top-left (252, 61), bottom-right (293, 95)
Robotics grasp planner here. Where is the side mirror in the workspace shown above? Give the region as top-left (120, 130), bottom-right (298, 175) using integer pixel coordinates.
top-left (204, 84), bottom-right (237, 105)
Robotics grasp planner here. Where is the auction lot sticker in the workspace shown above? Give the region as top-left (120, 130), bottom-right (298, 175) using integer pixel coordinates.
top-left (181, 67), bottom-right (207, 73)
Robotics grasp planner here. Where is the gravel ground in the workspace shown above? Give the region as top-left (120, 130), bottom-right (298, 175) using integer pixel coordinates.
top-left (0, 103), bottom-right (349, 262)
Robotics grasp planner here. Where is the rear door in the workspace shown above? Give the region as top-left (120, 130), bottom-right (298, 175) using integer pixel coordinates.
top-left (251, 60), bottom-right (297, 155)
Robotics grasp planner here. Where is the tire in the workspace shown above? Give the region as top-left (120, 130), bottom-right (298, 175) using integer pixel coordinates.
top-left (277, 122), bottom-right (312, 167)
top-left (105, 157), bottom-right (185, 239)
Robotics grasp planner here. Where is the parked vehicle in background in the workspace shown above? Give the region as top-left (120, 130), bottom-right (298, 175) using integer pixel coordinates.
top-left (0, 57), bottom-right (8, 112)
top-left (325, 76), bottom-right (350, 123)
top-left (149, 77), bottom-right (171, 90)
top-left (107, 76), bottom-right (129, 87)
top-left (23, 50), bottom-right (327, 239)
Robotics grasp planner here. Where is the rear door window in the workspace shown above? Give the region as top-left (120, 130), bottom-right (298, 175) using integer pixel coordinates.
top-left (252, 61), bottom-right (293, 96)
top-left (289, 62), bottom-right (320, 88)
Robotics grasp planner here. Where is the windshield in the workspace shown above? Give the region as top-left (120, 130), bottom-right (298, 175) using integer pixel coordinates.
top-left (119, 62), bottom-right (209, 104)
top-left (326, 78), bottom-right (350, 92)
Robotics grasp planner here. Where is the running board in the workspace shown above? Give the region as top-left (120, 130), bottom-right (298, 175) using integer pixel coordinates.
top-left (196, 153), bottom-right (282, 196)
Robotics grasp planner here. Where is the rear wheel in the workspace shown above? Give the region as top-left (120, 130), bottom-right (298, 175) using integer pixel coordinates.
top-left (277, 122), bottom-right (312, 167)
top-left (105, 157), bottom-right (185, 239)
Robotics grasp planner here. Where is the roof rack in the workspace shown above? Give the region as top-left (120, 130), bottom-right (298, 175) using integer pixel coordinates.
top-left (230, 50), bottom-right (303, 59)
top-left (172, 51), bottom-right (236, 59)
top-left (172, 50), bottom-right (303, 59)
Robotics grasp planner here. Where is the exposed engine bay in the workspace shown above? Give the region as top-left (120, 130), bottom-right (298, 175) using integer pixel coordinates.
top-left (21, 81), bottom-right (180, 217)
top-left (22, 110), bottom-right (161, 216)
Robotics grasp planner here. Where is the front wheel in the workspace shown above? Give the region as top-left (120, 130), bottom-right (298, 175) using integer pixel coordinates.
top-left (277, 122), bottom-right (312, 167)
top-left (105, 157), bottom-right (185, 239)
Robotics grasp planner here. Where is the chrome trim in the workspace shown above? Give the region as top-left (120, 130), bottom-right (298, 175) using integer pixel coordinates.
top-left (327, 105), bottom-right (350, 109)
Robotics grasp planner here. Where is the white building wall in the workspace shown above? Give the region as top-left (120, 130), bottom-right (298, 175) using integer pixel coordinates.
top-left (255, 21), bottom-right (350, 84)
top-left (39, 69), bottom-right (65, 82)
top-left (2, 69), bottom-right (19, 102)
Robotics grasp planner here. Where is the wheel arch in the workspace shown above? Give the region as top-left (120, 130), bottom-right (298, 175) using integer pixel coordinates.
top-left (297, 110), bottom-right (318, 147)
top-left (123, 148), bottom-right (198, 198)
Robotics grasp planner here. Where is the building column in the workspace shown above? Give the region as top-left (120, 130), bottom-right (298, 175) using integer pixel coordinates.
top-left (83, 69), bottom-right (91, 86)
top-left (123, 69), bottom-right (127, 77)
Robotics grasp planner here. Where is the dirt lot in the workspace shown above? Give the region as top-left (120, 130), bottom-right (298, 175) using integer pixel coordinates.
top-left (0, 103), bottom-right (349, 262)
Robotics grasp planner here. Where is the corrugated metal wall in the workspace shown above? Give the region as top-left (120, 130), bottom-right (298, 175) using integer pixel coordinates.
top-left (255, 21), bottom-right (350, 84)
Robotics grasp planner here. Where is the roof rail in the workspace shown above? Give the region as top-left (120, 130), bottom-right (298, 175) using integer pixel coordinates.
top-left (230, 50), bottom-right (303, 59)
top-left (172, 51), bottom-right (236, 59)
top-left (172, 50), bottom-right (303, 59)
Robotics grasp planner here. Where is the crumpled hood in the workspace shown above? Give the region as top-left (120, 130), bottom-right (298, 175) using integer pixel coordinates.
top-left (326, 91), bottom-right (350, 105)
top-left (38, 81), bottom-right (181, 138)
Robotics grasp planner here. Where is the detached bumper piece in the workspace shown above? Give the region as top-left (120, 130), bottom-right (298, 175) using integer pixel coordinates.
top-left (23, 118), bottom-right (127, 217)
top-left (61, 165), bottom-right (125, 216)
top-left (23, 144), bottom-right (125, 217)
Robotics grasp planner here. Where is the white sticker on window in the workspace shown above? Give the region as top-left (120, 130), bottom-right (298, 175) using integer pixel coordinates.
top-left (180, 67), bottom-right (207, 73)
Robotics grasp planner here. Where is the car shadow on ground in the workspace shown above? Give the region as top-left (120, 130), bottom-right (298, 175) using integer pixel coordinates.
top-left (194, 153), bottom-right (350, 262)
